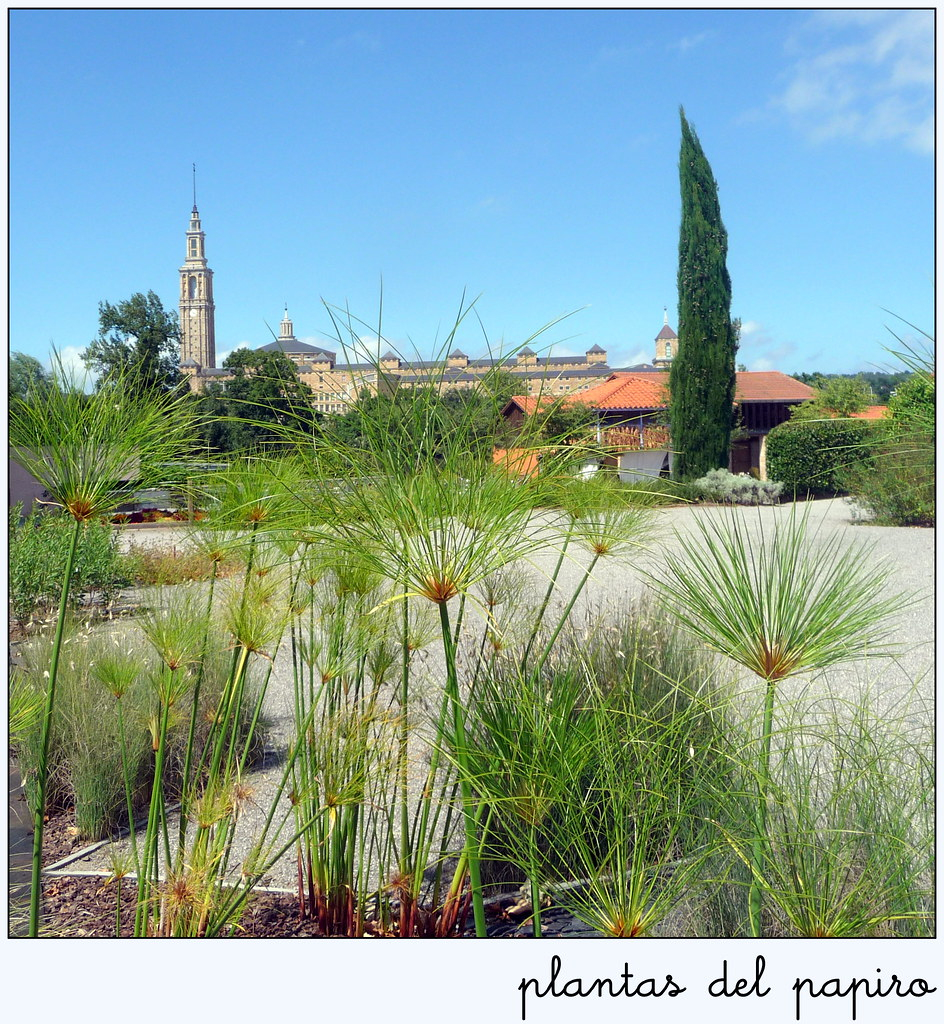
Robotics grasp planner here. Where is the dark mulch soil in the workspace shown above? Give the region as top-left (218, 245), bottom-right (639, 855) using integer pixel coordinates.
top-left (12, 808), bottom-right (599, 939)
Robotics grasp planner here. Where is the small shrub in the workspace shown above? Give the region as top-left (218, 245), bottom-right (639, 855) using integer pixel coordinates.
top-left (470, 603), bottom-right (734, 918)
top-left (9, 507), bottom-right (133, 622)
top-left (693, 468), bottom-right (782, 505)
top-left (12, 625), bottom-right (153, 838)
top-left (12, 616), bottom-right (267, 840)
top-left (841, 434), bottom-right (934, 526)
top-left (126, 543), bottom-right (242, 586)
top-left (765, 419), bottom-right (886, 496)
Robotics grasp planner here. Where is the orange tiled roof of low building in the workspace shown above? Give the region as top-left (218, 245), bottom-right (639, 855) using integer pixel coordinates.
top-left (578, 370), bottom-right (814, 408)
top-left (502, 394), bottom-right (566, 416)
top-left (578, 372), bottom-right (670, 410)
top-left (508, 370), bottom-right (814, 417)
top-left (492, 448), bottom-right (539, 476)
top-left (850, 405), bottom-right (889, 420)
top-left (733, 372), bottom-right (815, 402)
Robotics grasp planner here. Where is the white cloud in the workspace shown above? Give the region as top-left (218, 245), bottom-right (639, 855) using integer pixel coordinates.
top-left (670, 31), bottom-right (715, 54)
top-left (46, 346), bottom-right (88, 380)
top-left (611, 348), bottom-right (651, 368)
top-left (326, 334), bottom-right (401, 364)
top-left (772, 10), bottom-right (932, 153)
top-left (215, 342), bottom-right (249, 364)
top-left (736, 322), bottom-right (798, 371)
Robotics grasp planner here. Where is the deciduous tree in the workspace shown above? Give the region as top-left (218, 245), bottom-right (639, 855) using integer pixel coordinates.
top-left (9, 352), bottom-right (52, 401)
top-left (195, 348), bottom-right (318, 452)
top-left (82, 291), bottom-right (180, 393)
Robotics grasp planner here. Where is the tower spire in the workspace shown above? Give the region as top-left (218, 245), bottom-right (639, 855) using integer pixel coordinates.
top-left (179, 188), bottom-right (215, 370)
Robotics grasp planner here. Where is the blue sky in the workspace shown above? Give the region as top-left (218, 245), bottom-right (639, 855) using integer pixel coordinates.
top-left (9, 8), bottom-right (934, 379)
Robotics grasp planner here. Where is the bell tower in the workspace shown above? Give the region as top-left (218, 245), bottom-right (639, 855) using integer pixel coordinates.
top-left (654, 308), bottom-right (677, 367)
top-left (179, 171), bottom-right (216, 369)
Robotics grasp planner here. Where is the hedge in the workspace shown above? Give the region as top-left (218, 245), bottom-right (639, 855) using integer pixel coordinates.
top-left (765, 418), bottom-right (887, 496)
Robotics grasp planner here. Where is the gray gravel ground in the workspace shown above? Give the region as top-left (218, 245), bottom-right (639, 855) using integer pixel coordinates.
top-left (56, 498), bottom-right (933, 901)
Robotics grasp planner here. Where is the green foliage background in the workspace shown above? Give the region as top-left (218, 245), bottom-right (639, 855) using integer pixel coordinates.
top-left (765, 419), bottom-right (885, 496)
top-left (9, 507), bottom-right (132, 621)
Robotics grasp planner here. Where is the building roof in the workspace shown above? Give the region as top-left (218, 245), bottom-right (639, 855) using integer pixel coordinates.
top-left (586, 344), bottom-right (606, 354)
top-left (258, 339), bottom-right (337, 359)
top-left (502, 395), bottom-right (564, 417)
top-left (733, 372), bottom-right (815, 402)
top-left (493, 448), bottom-right (539, 477)
top-left (656, 324), bottom-right (678, 340)
top-left (448, 348), bottom-right (467, 359)
top-left (506, 370), bottom-right (815, 417)
top-left (335, 362), bottom-right (378, 372)
top-left (579, 373), bottom-right (670, 411)
top-left (850, 405), bottom-right (889, 420)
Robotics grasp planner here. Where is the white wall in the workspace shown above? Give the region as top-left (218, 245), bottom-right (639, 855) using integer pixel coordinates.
top-left (617, 449), bottom-right (672, 483)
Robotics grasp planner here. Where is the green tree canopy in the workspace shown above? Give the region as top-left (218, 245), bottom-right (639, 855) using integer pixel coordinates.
top-left (888, 372), bottom-right (934, 432)
top-left (790, 376), bottom-right (873, 420)
top-left (9, 352), bottom-right (53, 401)
top-left (670, 108), bottom-right (738, 481)
top-left (538, 400), bottom-right (596, 446)
top-left (323, 380), bottom-right (514, 471)
top-left (82, 291), bottom-right (180, 393)
top-left (194, 348), bottom-right (319, 453)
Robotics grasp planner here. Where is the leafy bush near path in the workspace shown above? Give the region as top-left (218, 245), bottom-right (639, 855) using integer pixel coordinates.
top-left (693, 468), bottom-right (782, 505)
top-left (9, 506), bottom-right (132, 622)
top-left (841, 336), bottom-right (934, 526)
top-left (841, 439), bottom-right (934, 526)
top-left (765, 419), bottom-right (885, 496)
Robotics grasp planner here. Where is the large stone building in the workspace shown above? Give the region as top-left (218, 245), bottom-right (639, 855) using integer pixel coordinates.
top-left (178, 201), bottom-right (674, 413)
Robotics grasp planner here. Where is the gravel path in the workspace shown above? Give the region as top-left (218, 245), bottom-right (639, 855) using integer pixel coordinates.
top-left (54, 498), bottom-right (932, 897)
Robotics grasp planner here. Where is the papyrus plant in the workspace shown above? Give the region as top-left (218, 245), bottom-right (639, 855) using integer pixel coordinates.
top-left (717, 684), bottom-right (933, 938)
top-left (645, 504), bottom-right (910, 936)
top-left (9, 360), bottom-right (201, 936)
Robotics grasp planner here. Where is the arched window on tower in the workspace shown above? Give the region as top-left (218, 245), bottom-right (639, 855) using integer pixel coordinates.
top-left (665, 342), bottom-right (672, 359)
top-left (189, 276), bottom-right (198, 299)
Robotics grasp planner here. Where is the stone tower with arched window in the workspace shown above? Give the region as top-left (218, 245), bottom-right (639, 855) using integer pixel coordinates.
top-left (653, 309), bottom-right (677, 367)
top-left (179, 203), bottom-right (216, 369)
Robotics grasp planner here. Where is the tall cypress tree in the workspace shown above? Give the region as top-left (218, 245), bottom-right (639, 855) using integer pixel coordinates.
top-left (670, 108), bottom-right (738, 481)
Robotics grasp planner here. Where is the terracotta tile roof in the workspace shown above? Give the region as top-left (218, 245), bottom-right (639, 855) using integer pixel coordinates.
top-left (493, 448), bottom-right (539, 477)
top-left (503, 395), bottom-right (564, 416)
top-left (734, 372), bottom-right (815, 402)
top-left (578, 373), bottom-right (670, 410)
top-left (505, 371), bottom-right (814, 419)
